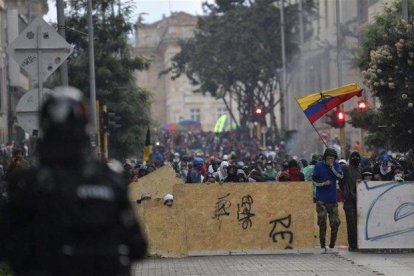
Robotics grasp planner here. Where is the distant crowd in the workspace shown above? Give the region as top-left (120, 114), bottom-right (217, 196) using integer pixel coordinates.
top-left (0, 141), bottom-right (31, 198)
top-left (125, 133), bottom-right (414, 186)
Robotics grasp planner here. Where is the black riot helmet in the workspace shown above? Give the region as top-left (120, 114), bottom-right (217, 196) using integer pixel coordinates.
top-left (38, 87), bottom-right (90, 164)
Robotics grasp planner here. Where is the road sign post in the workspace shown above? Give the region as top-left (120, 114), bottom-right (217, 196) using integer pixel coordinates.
top-left (7, 16), bottom-right (73, 134)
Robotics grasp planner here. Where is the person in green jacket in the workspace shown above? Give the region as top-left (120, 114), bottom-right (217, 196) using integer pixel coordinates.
top-left (302, 154), bottom-right (321, 201)
top-left (263, 160), bottom-right (277, 181)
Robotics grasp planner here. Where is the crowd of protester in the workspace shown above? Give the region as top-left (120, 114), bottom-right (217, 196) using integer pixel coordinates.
top-left (0, 141), bottom-right (31, 200)
top-left (124, 130), bottom-right (414, 186)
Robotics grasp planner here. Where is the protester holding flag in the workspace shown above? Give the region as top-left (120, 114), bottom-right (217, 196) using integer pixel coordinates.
top-left (312, 148), bottom-right (343, 253)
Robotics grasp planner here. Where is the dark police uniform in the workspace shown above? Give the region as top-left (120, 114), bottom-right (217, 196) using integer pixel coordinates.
top-left (1, 159), bottom-right (147, 275)
top-left (0, 87), bottom-right (147, 275)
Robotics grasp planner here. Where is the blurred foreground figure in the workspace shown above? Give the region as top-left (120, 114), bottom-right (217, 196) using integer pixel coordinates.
top-left (1, 87), bottom-right (147, 275)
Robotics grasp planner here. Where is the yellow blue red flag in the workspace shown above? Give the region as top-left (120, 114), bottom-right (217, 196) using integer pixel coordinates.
top-left (295, 83), bottom-right (362, 124)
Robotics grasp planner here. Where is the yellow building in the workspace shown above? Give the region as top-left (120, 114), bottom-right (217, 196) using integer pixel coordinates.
top-left (135, 12), bottom-right (237, 131)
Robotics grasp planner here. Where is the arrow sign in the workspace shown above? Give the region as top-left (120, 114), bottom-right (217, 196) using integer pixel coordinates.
top-left (6, 16), bottom-right (73, 84)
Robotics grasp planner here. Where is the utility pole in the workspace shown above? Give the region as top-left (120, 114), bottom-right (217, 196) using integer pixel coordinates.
top-left (336, 0), bottom-right (345, 158)
top-left (56, 0), bottom-right (69, 86)
top-left (298, 0), bottom-right (305, 97)
top-left (336, 0), bottom-right (343, 87)
top-left (280, 0), bottom-right (287, 138)
top-left (87, 0), bottom-right (98, 151)
top-left (102, 104), bottom-right (109, 160)
top-left (402, 0), bottom-right (409, 21)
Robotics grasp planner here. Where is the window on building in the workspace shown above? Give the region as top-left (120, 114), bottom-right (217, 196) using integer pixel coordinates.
top-left (190, 108), bottom-right (200, 122)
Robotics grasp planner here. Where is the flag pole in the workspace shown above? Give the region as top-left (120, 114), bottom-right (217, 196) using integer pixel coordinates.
top-left (294, 97), bottom-right (329, 149)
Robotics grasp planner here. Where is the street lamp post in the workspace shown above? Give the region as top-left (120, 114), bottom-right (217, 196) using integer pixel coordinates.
top-left (87, 0), bottom-right (98, 152)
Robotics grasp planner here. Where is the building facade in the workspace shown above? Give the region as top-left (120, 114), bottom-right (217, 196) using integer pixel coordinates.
top-left (135, 12), bottom-right (237, 131)
top-left (287, 0), bottom-right (387, 155)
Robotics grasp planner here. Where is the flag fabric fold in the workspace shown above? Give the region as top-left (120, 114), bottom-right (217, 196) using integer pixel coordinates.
top-left (142, 127), bottom-right (152, 164)
top-left (296, 83), bottom-right (363, 124)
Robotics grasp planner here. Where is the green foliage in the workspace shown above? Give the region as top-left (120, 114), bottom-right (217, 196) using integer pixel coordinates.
top-left (63, 0), bottom-right (151, 159)
top-left (349, 108), bottom-right (378, 130)
top-left (0, 262), bottom-right (12, 276)
top-left (354, 0), bottom-right (414, 152)
top-left (167, 0), bottom-right (315, 136)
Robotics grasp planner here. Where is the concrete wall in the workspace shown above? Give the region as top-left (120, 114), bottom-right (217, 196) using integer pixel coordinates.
top-left (129, 166), bottom-right (349, 257)
top-left (358, 181), bottom-right (414, 249)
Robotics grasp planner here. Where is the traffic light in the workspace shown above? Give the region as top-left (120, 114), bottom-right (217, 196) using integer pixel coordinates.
top-left (253, 106), bottom-right (265, 122)
top-left (255, 107), bottom-right (263, 116)
top-left (101, 109), bottom-right (109, 131)
top-left (325, 109), bottom-right (346, 128)
top-left (336, 110), bottom-right (346, 128)
top-left (107, 112), bottom-right (122, 130)
top-left (100, 108), bottom-right (122, 133)
top-left (357, 99), bottom-right (368, 112)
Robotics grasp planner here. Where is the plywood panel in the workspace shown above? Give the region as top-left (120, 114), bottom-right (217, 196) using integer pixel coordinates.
top-left (174, 182), bottom-right (315, 251)
top-left (135, 200), bottom-right (187, 257)
top-left (128, 165), bottom-right (183, 203)
top-left (358, 181), bottom-right (414, 249)
top-left (130, 180), bottom-right (350, 257)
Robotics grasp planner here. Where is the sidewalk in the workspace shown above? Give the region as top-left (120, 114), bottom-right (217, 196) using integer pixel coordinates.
top-left (133, 249), bottom-right (414, 276)
top-left (338, 250), bottom-right (414, 276)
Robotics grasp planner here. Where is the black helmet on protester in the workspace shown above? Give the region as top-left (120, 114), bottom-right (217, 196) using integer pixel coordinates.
top-left (38, 87), bottom-right (90, 164)
top-left (323, 148), bottom-right (338, 160)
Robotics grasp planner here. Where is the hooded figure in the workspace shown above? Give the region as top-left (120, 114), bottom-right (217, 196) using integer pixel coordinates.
top-left (338, 151), bottom-right (362, 251)
top-left (214, 161), bottom-right (229, 182)
top-left (339, 151), bottom-right (361, 202)
top-left (225, 164), bottom-right (240, 182)
top-left (374, 152), bottom-right (394, 181)
top-left (287, 159), bottom-right (305, 182)
top-left (312, 147), bottom-right (343, 251)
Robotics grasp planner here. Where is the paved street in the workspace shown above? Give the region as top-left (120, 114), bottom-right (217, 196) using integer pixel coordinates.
top-left (132, 250), bottom-right (414, 276)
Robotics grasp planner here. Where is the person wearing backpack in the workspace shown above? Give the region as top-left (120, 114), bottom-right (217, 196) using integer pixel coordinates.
top-left (0, 87), bottom-right (147, 275)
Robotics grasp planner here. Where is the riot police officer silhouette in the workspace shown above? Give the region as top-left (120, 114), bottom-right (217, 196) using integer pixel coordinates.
top-left (1, 87), bottom-right (147, 275)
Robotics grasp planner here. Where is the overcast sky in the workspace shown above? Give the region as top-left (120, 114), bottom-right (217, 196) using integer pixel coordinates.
top-left (46, 0), bottom-right (214, 24)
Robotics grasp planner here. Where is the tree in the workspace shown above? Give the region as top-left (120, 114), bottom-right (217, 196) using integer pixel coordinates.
top-left (355, 0), bottom-right (414, 152)
top-left (63, 0), bottom-right (151, 159)
top-left (166, 0), bottom-right (315, 140)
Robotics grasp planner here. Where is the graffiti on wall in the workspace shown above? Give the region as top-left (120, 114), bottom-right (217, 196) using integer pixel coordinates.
top-left (358, 181), bottom-right (414, 249)
top-left (269, 214), bottom-right (293, 249)
top-left (213, 193), bottom-right (231, 219)
top-left (237, 195), bottom-right (255, 230)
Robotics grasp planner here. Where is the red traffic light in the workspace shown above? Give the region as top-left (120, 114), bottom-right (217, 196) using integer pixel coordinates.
top-left (357, 100), bottom-right (368, 112)
top-left (325, 110), bottom-right (346, 128)
top-left (336, 110), bottom-right (346, 128)
top-left (337, 110), bottom-right (345, 121)
top-left (255, 107), bottom-right (263, 115)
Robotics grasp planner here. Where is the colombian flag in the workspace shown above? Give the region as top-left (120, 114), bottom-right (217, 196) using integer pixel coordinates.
top-left (142, 127), bottom-right (152, 164)
top-left (296, 83), bottom-right (363, 124)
